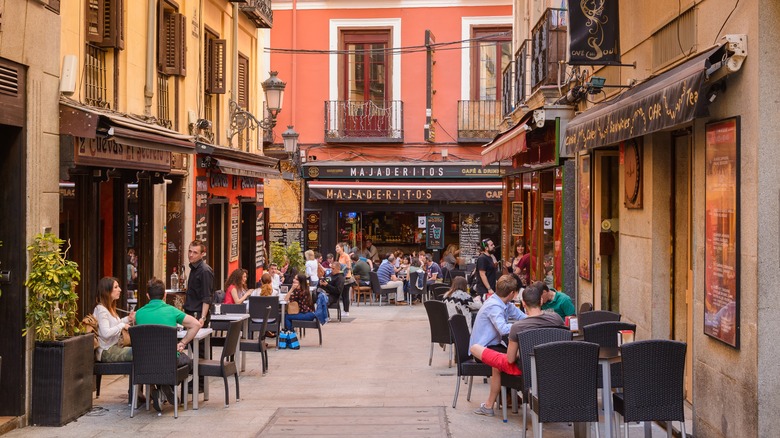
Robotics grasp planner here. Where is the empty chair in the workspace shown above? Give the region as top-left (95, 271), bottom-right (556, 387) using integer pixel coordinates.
top-left (448, 314), bottom-right (492, 408)
top-left (423, 300), bottom-right (454, 367)
top-left (210, 303), bottom-right (249, 353)
top-left (613, 340), bottom-right (687, 438)
top-left (239, 305), bottom-right (272, 374)
top-left (94, 361), bottom-right (133, 403)
top-left (407, 271), bottom-right (427, 305)
top-left (248, 295), bottom-right (280, 345)
top-left (129, 325), bottom-right (190, 418)
top-left (369, 271), bottom-right (396, 306)
top-left (578, 310), bottom-right (620, 328)
top-left (199, 319), bottom-right (242, 406)
top-left (499, 327), bottom-right (572, 432)
top-left (449, 269), bottom-right (466, 281)
top-left (530, 341), bottom-right (601, 437)
top-left (429, 283), bottom-right (450, 301)
top-left (583, 321), bottom-right (637, 389)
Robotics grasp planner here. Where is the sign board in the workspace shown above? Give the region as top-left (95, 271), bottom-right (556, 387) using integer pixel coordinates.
top-left (511, 202), bottom-right (524, 236)
top-left (195, 176), bottom-right (208, 244)
top-left (426, 213), bottom-right (444, 250)
top-left (459, 213), bottom-right (481, 264)
top-left (305, 211), bottom-right (321, 251)
top-left (255, 209), bottom-right (265, 269)
top-left (268, 222), bottom-right (304, 250)
top-left (229, 203), bottom-right (239, 262)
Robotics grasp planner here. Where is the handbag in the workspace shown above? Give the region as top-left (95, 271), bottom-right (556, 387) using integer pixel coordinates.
top-left (118, 327), bottom-right (131, 347)
top-left (287, 300), bottom-right (300, 315)
top-left (278, 331), bottom-right (289, 349)
top-left (287, 330), bottom-right (300, 350)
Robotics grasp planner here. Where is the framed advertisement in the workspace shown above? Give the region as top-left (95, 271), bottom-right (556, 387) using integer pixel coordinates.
top-left (578, 153), bottom-right (592, 281)
top-left (511, 202), bottom-right (524, 236)
top-left (704, 117), bottom-right (740, 348)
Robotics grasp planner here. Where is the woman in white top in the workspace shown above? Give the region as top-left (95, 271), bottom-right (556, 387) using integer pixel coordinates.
top-left (304, 249), bottom-right (319, 286)
top-left (93, 276), bottom-right (134, 362)
top-left (442, 276), bottom-right (481, 332)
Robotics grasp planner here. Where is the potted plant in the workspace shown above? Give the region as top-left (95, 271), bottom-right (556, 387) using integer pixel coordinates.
top-left (269, 241), bottom-right (305, 279)
top-left (24, 232), bottom-right (92, 426)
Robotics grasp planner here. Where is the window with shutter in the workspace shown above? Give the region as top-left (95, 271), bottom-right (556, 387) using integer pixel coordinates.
top-left (158, 9), bottom-right (186, 76)
top-left (86, 0), bottom-right (102, 43)
top-left (238, 54), bottom-right (249, 109)
top-left (176, 13), bottom-right (187, 76)
top-left (100, 0), bottom-right (124, 50)
top-left (207, 39), bottom-right (227, 94)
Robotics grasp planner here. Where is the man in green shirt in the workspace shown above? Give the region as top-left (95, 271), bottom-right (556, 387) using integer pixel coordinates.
top-left (539, 281), bottom-right (576, 319)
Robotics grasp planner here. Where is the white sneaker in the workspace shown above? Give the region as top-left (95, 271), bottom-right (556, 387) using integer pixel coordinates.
top-left (342, 312), bottom-right (349, 317)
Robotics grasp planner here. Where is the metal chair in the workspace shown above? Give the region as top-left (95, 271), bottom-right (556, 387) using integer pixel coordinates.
top-left (239, 305), bottom-right (271, 374)
top-left (369, 271), bottom-right (396, 306)
top-left (429, 283), bottom-right (451, 301)
top-left (407, 271), bottom-right (427, 305)
top-left (583, 321), bottom-right (637, 389)
top-left (499, 327), bottom-right (572, 432)
top-left (199, 319), bottom-right (242, 406)
top-left (448, 313), bottom-right (492, 408)
top-left (327, 284), bottom-right (346, 321)
top-left (530, 341), bottom-right (601, 437)
top-left (248, 295), bottom-right (280, 346)
top-left (613, 340), bottom-right (687, 438)
top-left (129, 325), bottom-right (190, 418)
top-left (290, 317), bottom-right (323, 346)
top-left (423, 300), bottom-right (454, 367)
top-left (94, 361), bottom-right (133, 403)
top-left (578, 310), bottom-right (621, 328)
top-left (210, 303), bottom-right (248, 353)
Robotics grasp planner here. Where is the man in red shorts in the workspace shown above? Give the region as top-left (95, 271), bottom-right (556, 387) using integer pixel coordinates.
top-left (470, 282), bottom-right (565, 417)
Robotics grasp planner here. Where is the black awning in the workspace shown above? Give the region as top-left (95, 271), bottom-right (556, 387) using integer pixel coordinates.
top-left (564, 45), bottom-right (726, 153)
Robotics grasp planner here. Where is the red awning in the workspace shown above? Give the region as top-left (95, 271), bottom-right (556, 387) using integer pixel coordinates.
top-left (480, 122), bottom-right (528, 166)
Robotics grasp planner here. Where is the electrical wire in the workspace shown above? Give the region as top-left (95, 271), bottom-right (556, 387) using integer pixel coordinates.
top-left (713, 0), bottom-right (740, 45)
top-left (434, 119), bottom-right (458, 143)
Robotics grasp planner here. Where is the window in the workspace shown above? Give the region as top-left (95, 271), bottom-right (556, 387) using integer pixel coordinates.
top-left (471, 27), bottom-right (511, 100)
top-left (158, 1), bottom-right (186, 77)
top-left (85, 43), bottom-right (109, 108)
top-left (157, 75), bottom-right (172, 129)
top-left (237, 53), bottom-right (249, 109)
top-left (205, 31), bottom-right (226, 94)
top-left (343, 31), bottom-right (389, 104)
top-left (86, 0), bottom-right (124, 50)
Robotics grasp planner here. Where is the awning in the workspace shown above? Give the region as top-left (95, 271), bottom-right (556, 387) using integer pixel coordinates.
top-left (217, 158), bottom-right (281, 179)
top-left (480, 118), bottom-right (529, 166)
top-left (564, 45), bottom-right (727, 153)
top-left (308, 181), bottom-right (503, 202)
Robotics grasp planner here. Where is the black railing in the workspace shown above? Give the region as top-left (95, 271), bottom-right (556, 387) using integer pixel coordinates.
top-left (502, 62), bottom-right (515, 117)
top-left (240, 0), bottom-right (273, 29)
top-left (515, 40), bottom-right (530, 107)
top-left (531, 8), bottom-right (567, 91)
top-left (85, 44), bottom-right (110, 109)
top-left (324, 100), bottom-right (403, 143)
top-left (457, 100), bottom-right (502, 142)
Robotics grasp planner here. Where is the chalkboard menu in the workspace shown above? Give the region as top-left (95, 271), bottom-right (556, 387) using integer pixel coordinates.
top-left (195, 176), bottom-right (208, 244)
top-left (229, 203), bottom-right (239, 262)
top-left (255, 209), bottom-right (265, 269)
top-left (426, 213), bottom-right (444, 250)
top-left (511, 202), bottom-right (524, 236)
top-left (459, 213), bottom-right (481, 264)
top-left (268, 222), bottom-right (304, 250)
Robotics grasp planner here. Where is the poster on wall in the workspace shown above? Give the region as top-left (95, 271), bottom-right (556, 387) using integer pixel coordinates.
top-left (511, 202), bottom-right (524, 236)
top-left (229, 203), bottom-right (239, 262)
top-left (426, 213), bottom-right (444, 250)
top-left (578, 154), bottom-right (592, 281)
top-left (704, 117), bottom-right (740, 349)
top-left (255, 209), bottom-right (265, 269)
top-left (195, 176), bottom-right (208, 244)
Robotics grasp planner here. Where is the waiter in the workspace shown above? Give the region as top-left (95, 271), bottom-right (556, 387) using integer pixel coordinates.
top-left (184, 240), bottom-right (213, 326)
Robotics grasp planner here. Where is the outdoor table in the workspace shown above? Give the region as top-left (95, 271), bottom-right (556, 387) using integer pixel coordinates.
top-left (210, 313), bottom-right (250, 373)
top-left (177, 327), bottom-right (213, 410)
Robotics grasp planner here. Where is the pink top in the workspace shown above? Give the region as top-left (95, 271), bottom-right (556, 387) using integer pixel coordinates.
top-left (223, 285), bottom-right (237, 304)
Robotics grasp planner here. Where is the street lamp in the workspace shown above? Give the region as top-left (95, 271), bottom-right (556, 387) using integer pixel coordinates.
top-left (227, 71), bottom-right (287, 152)
top-left (282, 125), bottom-right (299, 155)
top-left (262, 71), bottom-right (286, 119)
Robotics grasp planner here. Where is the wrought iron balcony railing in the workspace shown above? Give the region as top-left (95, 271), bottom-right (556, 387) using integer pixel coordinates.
top-left (240, 0), bottom-right (273, 29)
top-left (531, 8), bottom-right (567, 92)
top-left (458, 100), bottom-right (502, 142)
top-left (324, 100), bottom-right (404, 143)
top-left (502, 61), bottom-right (515, 117)
top-left (515, 40), bottom-right (531, 107)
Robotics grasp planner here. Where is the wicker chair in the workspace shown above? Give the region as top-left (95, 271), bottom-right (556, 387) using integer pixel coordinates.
top-left (429, 283), bottom-right (451, 301)
top-left (578, 310), bottom-right (621, 328)
top-left (583, 321), bottom-right (637, 389)
top-left (129, 325), bottom-right (190, 418)
top-left (530, 341), bottom-right (601, 437)
top-left (199, 319), bottom-right (242, 406)
top-left (423, 300), bottom-right (453, 367)
top-left (248, 295), bottom-right (280, 347)
top-left (578, 302), bottom-right (593, 314)
top-left (94, 361), bottom-right (133, 403)
top-left (407, 271), bottom-right (427, 305)
top-left (613, 340), bottom-right (687, 438)
top-left (239, 305), bottom-right (272, 375)
top-left (499, 327), bottom-right (572, 433)
top-left (290, 317), bottom-right (323, 346)
top-left (448, 314), bottom-right (493, 408)
top-left (369, 271), bottom-right (396, 306)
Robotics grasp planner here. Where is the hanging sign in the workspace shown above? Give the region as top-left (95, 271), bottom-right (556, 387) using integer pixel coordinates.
top-left (567, 0), bottom-right (621, 65)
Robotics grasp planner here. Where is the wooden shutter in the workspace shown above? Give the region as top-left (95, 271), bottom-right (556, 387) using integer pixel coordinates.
top-left (46, 0), bottom-right (61, 13)
top-left (207, 39), bottom-right (226, 94)
top-left (237, 54), bottom-right (249, 109)
top-left (159, 11), bottom-right (187, 76)
top-left (99, 0), bottom-right (124, 50)
top-left (86, 0), bottom-right (103, 43)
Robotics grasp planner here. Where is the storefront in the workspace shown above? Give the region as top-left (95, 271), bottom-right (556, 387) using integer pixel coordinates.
top-left (482, 106), bottom-right (575, 293)
top-left (59, 99), bottom-right (196, 312)
top-left (302, 162), bottom-right (503, 263)
top-left (194, 142), bottom-right (279, 287)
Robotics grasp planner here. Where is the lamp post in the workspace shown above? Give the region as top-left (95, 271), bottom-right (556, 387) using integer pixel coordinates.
top-left (227, 71), bottom-right (287, 153)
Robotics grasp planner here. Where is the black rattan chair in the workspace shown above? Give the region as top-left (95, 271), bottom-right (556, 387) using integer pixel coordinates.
top-left (613, 340), bottom-right (687, 438)
top-left (583, 321), bottom-right (637, 389)
top-left (240, 305), bottom-right (272, 375)
top-left (249, 295), bottom-right (280, 346)
top-left (199, 319), bottom-right (242, 406)
top-left (94, 361), bottom-right (133, 403)
top-left (449, 314), bottom-right (492, 408)
top-left (129, 325), bottom-right (190, 418)
top-left (210, 303), bottom-right (249, 352)
top-left (290, 317), bottom-right (323, 346)
top-left (327, 285), bottom-right (345, 321)
top-left (500, 327), bottom-right (572, 432)
top-left (370, 271), bottom-right (396, 306)
top-left (429, 283), bottom-right (451, 301)
top-left (578, 310), bottom-right (621, 328)
top-left (530, 341), bottom-right (601, 437)
top-left (407, 271), bottom-right (427, 305)
top-left (423, 300), bottom-right (453, 367)
top-left (578, 302), bottom-right (594, 314)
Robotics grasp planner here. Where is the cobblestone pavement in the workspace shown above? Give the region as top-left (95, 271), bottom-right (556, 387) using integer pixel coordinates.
top-left (6, 303), bottom-right (680, 437)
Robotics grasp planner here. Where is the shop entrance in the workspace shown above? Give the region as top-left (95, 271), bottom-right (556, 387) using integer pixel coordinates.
top-left (240, 201), bottom-right (257, 286)
top-left (208, 200), bottom-right (227, 287)
top-left (593, 151), bottom-right (620, 312)
top-left (672, 133), bottom-right (693, 402)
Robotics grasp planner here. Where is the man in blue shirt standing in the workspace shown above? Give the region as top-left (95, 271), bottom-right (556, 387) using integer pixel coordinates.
top-left (377, 253), bottom-right (405, 304)
top-left (468, 274), bottom-right (526, 416)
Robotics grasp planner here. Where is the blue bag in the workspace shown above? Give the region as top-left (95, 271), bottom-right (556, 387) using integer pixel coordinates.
top-left (287, 330), bottom-right (300, 350)
top-left (278, 330), bottom-right (289, 349)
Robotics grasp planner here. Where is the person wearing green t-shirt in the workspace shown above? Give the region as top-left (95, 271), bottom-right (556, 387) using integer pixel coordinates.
top-left (539, 281), bottom-right (576, 319)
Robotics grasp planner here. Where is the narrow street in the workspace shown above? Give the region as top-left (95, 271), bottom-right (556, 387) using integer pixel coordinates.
top-left (7, 303), bottom-right (679, 438)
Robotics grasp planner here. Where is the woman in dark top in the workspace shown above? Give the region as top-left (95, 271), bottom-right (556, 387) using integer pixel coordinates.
top-left (284, 273), bottom-right (317, 330)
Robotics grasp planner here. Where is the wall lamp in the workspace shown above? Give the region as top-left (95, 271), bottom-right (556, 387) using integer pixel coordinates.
top-left (587, 76), bottom-right (632, 95)
top-left (227, 71), bottom-right (287, 152)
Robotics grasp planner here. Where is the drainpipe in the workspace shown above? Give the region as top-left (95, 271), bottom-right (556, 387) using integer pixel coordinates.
top-left (144, 0), bottom-right (156, 115)
top-left (232, 4), bottom-right (239, 103)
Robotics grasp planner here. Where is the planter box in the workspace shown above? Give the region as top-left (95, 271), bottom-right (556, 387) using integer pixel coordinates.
top-left (31, 334), bottom-right (93, 426)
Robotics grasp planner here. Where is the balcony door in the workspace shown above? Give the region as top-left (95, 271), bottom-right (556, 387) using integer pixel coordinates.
top-left (343, 31), bottom-right (389, 137)
top-left (471, 27), bottom-right (511, 101)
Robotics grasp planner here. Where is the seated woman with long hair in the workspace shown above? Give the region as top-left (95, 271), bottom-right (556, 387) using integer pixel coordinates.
top-left (224, 268), bottom-right (251, 304)
top-left (442, 276), bottom-right (481, 332)
top-left (284, 273), bottom-right (317, 330)
top-left (94, 276), bottom-right (134, 362)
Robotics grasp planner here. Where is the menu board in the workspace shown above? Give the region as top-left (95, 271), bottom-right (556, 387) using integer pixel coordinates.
top-left (268, 222), bottom-right (304, 250)
top-left (195, 176), bottom-right (208, 244)
top-left (229, 203), bottom-right (239, 262)
top-left (426, 213), bottom-right (444, 250)
top-left (255, 209), bottom-right (265, 269)
top-left (459, 213), bottom-right (481, 264)
top-left (511, 202), bottom-right (524, 236)
top-left (305, 211), bottom-right (321, 251)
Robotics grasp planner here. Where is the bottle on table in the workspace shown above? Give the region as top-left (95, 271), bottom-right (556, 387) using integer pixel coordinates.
top-left (170, 267), bottom-right (179, 292)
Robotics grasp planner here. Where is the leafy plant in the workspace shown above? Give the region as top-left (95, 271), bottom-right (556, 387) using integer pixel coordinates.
top-left (269, 241), bottom-right (305, 273)
top-left (24, 233), bottom-right (82, 341)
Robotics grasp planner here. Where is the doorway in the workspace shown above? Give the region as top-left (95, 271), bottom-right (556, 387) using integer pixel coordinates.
top-left (593, 151), bottom-right (620, 312)
top-left (240, 201), bottom-right (257, 286)
top-left (208, 201), bottom-right (227, 288)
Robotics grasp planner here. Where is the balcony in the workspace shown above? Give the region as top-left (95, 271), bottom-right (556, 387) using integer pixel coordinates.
top-left (530, 8), bottom-right (567, 92)
top-left (457, 100), bottom-right (502, 143)
top-left (240, 0), bottom-right (273, 29)
top-left (502, 62), bottom-right (515, 117)
top-left (324, 100), bottom-right (403, 143)
top-left (515, 40), bottom-right (531, 107)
